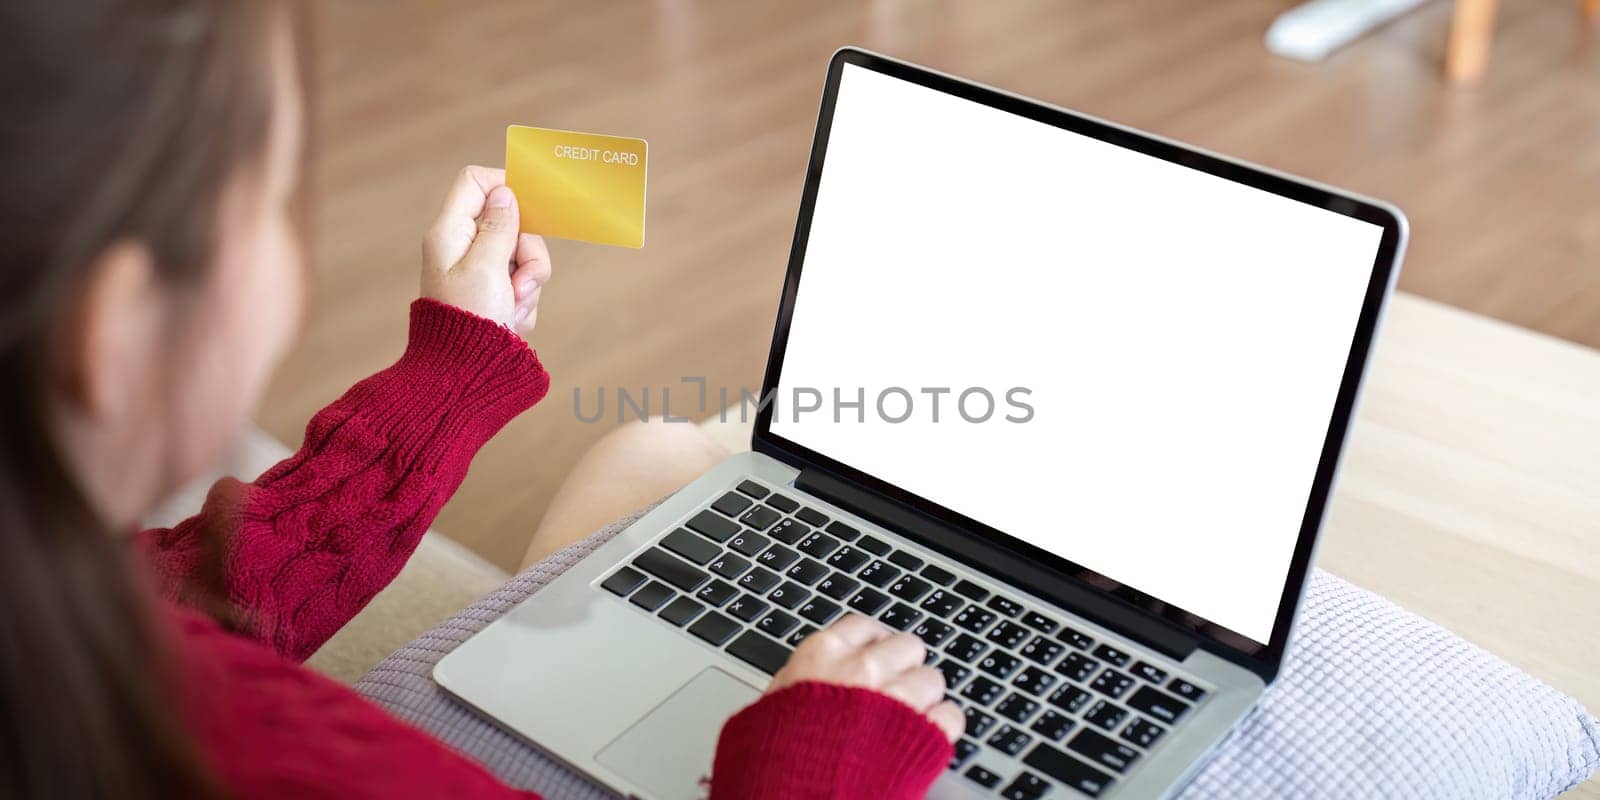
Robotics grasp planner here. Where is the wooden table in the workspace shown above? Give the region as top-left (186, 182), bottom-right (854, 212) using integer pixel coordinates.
top-left (704, 291), bottom-right (1600, 795)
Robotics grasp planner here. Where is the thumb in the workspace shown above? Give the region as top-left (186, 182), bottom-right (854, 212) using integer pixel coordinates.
top-left (457, 185), bottom-right (519, 274)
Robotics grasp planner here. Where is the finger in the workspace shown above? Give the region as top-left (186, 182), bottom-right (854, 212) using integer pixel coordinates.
top-left (859, 631), bottom-right (926, 676)
top-left (822, 613), bottom-right (893, 649)
top-left (879, 665), bottom-right (947, 713)
top-left (514, 286), bottom-right (541, 334)
top-left (456, 185), bottom-right (520, 276)
top-left (436, 165), bottom-right (506, 223)
top-left (925, 700), bottom-right (964, 743)
top-left (511, 233), bottom-right (552, 301)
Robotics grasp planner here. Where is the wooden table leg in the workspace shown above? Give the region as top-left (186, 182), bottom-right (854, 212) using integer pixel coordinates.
top-left (1584, 0), bottom-right (1598, 20)
top-left (1446, 0), bottom-right (1500, 83)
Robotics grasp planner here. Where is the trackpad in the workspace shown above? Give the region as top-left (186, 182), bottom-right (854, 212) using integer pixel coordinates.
top-left (596, 668), bottom-right (760, 800)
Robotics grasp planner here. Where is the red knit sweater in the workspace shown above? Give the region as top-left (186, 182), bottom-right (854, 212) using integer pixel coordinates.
top-left (134, 299), bottom-right (951, 799)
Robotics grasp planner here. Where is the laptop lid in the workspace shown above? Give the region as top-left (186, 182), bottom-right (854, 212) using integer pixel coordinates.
top-left (751, 48), bottom-right (1406, 680)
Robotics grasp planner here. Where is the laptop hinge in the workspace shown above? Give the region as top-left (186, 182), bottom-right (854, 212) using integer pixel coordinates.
top-left (795, 467), bottom-right (1198, 662)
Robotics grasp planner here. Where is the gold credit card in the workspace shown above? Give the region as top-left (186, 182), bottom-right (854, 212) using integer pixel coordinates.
top-left (505, 124), bottom-right (647, 249)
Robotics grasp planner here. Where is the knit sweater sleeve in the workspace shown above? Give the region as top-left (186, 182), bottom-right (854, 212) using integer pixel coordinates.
top-left (137, 299), bottom-right (549, 662)
top-left (711, 681), bottom-right (954, 798)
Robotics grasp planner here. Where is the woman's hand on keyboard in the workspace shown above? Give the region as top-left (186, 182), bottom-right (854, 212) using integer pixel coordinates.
top-left (768, 613), bottom-right (963, 742)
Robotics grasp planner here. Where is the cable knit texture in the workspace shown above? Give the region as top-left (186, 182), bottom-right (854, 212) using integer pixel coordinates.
top-left (713, 681), bottom-right (952, 798)
top-left (132, 299), bottom-right (951, 799)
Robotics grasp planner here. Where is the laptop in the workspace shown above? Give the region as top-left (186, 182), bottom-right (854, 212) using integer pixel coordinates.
top-left (435, 48), bottom-right (1407, 800)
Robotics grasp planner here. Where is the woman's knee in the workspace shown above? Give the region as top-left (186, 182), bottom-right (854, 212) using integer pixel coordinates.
top-left (586, 416), bottom-right (728, 470)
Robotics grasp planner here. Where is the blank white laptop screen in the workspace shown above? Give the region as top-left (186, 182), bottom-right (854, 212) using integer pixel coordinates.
top-left (770, 64), bottom-right (1384, 645)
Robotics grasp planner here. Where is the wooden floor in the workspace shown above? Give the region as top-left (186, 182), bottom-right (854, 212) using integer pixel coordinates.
top-left (262, 0), bottom-right (1600, 571)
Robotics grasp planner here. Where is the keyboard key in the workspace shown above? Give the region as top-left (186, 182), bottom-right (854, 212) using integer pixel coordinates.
top-left (920, 563), bottom-right (957, 586)
top-left (766, 493), bottom-right (800, 513)
top-left (936, 659), bottom-right (972, 689)
top-left (1023, 744), bottom-right (1114, 797)
top-left (1000, 771), bottom-right (1051, 800)
top-left (1130, 661), bottom-right (1169, 685)
top-left (1056, 652), bottom-right (1099, 683)
top-left (825, 520), bottom-right (860, 541)
top-left (784, 558), bottom-right (829, 586)
top-left (1048, 684), bottom-right (1093, 714)
top-left (920, 589), bottom-right (964, 618)
top-left (848, 587), bottom-right (890, 615)
top-left (688, 610), bottom-right (741, 646)
top-left (879, 602), bottom-right (923, 631)
top-left (707, 553), bottom-right (752, 580)
top-left (798, 596), bottom-right (843, 626)
top-left (737, 566), bottom-right (781, 594)
top-left (953, 606), bottom-right (998, 634)
top-left (951, 578), bottom-right (990, 602)
top-left (887, 574), bottom-right (933, 602)
top-left (1067, 728), bottom-right (1140, 773)
top-left (995, 693), bottom-right (1041, 723)
top-left (1092, 643), bottom-right (1131, 667)
top-left (816, 573), bottom-right (860, 601)
top-left (739, 505), bottom-right (781, 531)
top-left (756, 610), bottom-right (799, 638)
top-left (769, 518), bottom-right (809, 545)
top-left (795, 532), bottom-right (840, 559)
top-left (964, 764), bottom-right (1001, 789)
top-left (1013, 666), bottom-right (1058, 697)
top-left (1021, 611), bottom-right (1059, 634)
top-left (887, 550), bottom-right (924, 571)
top-left (1021, 636), bottom-right (1065, 666)
top-left (825, 546), bottom-right (871, 573)
top-left (1057, 626), bottom-right (1094, 650)
top-left (1091, 669), bottom-right (1136, 699)
top-left (601, 566), bottom-right (646, 596)
top-left (912, 618), bottom-right (954, 648)
top-left (658, 596), bottom-right (705, 626)
top-left (961, 676), bottom-right (1005, 706)
top-left (950, 739), bottom-right (979, 770)
top-left (726, 594), bottom-right (769, 623)
top-left (857, 560), bottom-right (901, 588)
top-left (686, 510), bottom-right (741, 542)
top-left (1083, 700), bottom-right (1128, 731)
top-left (711, 492), bottom-right (753, 517)
top-left (735, 480), bottom-right (769, 499)
top-left (978, 651), bottom-right (1022, 680)
top-left (661, 528), bottom-right (721, 565)
top-left (1030, 709), bottom-right (1075, 741)
top-left (629, 581), bottom-right (674, 611)
top-left (945, 633), bottom-right (988, 663)
top-left (986, 724), bottom-right (1032, 756)
top-left (795, 506), bottom-right (829, 526)
top-left (987, 595), bottom-right (1024, 618)
top-left (1124, 685), bottom-right (1191, 724)
top-left (767, 581), bottom-right (810, 610)
top-left (855, 534), bottom-right (891, 556)
top-left (1168, 677), bottom-right (1207, 702)
top-left (695, 580), bottom-right (738, 607)
top-left (987, 620), bottom-right (1030, 649)
top-left (726, 630), bottom-right (790, 675)
top-left (727, 530), bottom-right (770, 557)
top-left (757, 545), bottom-right (800, 571)
top-left (785, 624), bottom-right (818, 647)
top-left (633, 548), bottom-right (710, 592)
top-left (964, 706), bottom-right (997, 738)
top-left (1120, 717), bottom-right (1166, 749)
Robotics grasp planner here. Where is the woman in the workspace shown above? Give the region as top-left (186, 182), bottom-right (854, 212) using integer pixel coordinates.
top-left (0, 1), bottom-right (963, 797)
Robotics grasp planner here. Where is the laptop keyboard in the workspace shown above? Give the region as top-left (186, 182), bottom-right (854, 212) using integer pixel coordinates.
top-left (597, 478), bottom-right (1211, 799)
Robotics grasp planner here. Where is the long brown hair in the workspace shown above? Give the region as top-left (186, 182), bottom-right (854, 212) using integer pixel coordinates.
top-left (0, 1), bottom-right (285, 796)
